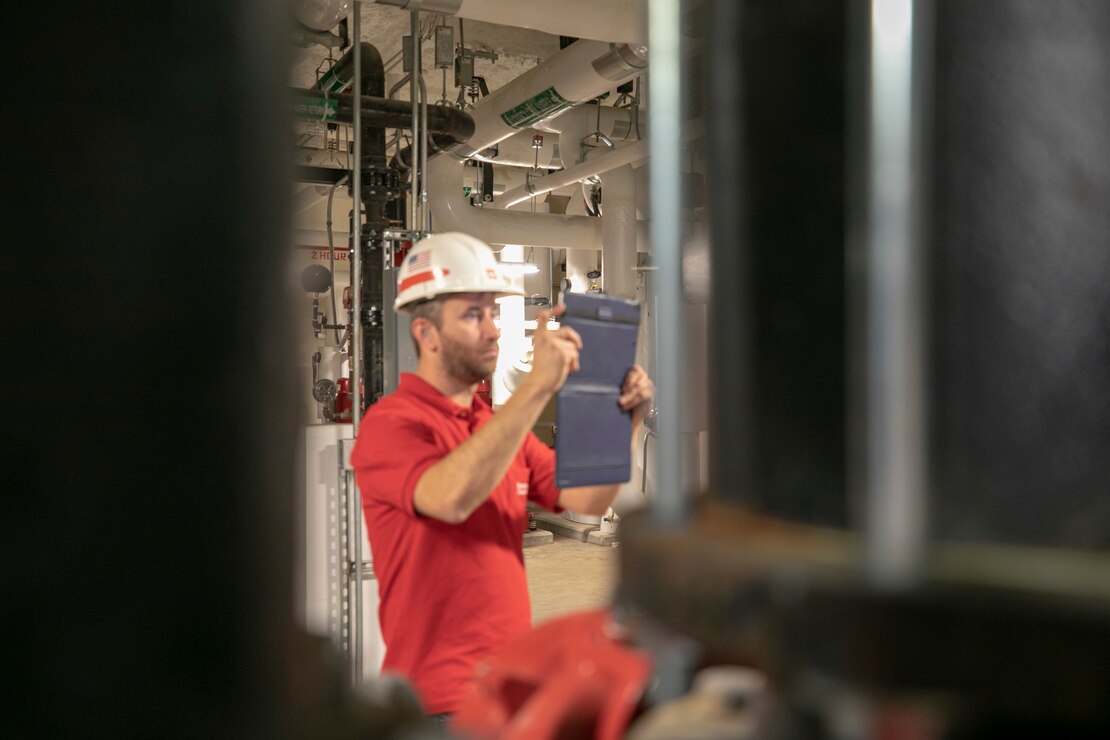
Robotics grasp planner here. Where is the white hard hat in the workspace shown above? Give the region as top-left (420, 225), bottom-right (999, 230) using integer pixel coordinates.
top-left (394, 232), bottom-right (524, 311)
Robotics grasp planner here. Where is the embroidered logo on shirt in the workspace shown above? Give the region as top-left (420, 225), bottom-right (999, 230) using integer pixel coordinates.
top-left (516, 482), bottom-right (529, 497)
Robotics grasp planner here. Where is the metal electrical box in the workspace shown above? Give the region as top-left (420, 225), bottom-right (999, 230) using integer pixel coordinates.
top-left (435, 26), bottom-right (453, 69)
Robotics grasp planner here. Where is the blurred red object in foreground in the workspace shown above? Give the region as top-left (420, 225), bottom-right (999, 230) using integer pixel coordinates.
top-left (451, 609), bottom-right (651, 740)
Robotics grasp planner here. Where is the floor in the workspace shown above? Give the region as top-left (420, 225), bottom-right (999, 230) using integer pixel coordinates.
top-left (525, 535), bottom-right (620, 625)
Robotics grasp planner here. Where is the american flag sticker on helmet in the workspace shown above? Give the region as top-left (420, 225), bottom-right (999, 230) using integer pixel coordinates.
top-left (408, 251), bottom-right (431, 271)
top-left (398, 266), bottom-right (449, 293)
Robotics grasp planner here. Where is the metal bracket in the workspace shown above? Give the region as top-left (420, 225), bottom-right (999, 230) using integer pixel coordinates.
top-left (383, 229), bottom-right (426, 242)
top-left (382, 229), bottom-right (427, 273)
top-left (340, 438), bottom-right (357, 471)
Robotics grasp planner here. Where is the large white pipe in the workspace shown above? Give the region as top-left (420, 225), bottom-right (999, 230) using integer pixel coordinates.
top-left (455, 161), bottom-right (533, 197)
top-left (430, 155), bottom-right (651, 250)
top-left (497, 116), bottom-right (700, 213)
top-left (426, 28), bottom-right (647, 250)
top-left (534, 104), bottom-right (636, 149)
top-left (430, 155), bottom-right (606, 249)
top-left (601, 164), bottom-right (637, 299)
top-left (372, 0), bottom-right (646, 45)
top-left (497, 139), bottom-right (648, 209)
top-left (458, 0), bottom-right (644, 44)
top-left (445, 39), bottom-right (645, 158)
top-left (471, 128), bottom-right (562, 169)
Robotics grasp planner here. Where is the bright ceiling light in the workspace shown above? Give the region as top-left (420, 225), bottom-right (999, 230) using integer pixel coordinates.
top-left (499, 246), bottom-right (541, 275)
top-left (500, 261), bottom-right (541, 276)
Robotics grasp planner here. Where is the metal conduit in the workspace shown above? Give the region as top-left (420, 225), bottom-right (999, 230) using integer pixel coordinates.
top-left (349, 0), bottom-right (364, 687)
top-left (419, 63), bottom-right (429, 231)
top-left (410, 11), bottom-right (422, 231)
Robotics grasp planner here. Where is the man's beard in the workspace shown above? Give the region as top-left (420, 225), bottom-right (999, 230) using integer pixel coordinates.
top-left (440, 333), bottom-right (498, 385)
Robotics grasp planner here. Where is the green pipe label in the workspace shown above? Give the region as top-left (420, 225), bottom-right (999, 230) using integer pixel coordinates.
top-left (293, 97), bottom-right (339, 121)
top-left (500, 87), bottom-right (572, 128)
top-left (317, 71), bottom-right (349, 95)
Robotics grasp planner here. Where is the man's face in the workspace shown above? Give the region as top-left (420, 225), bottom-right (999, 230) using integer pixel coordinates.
top-left (435, 293), bottom-right (501, 384)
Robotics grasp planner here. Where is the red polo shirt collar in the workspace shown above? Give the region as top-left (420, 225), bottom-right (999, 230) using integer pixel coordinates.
top-left (397, 372), bottom-right (491, 423)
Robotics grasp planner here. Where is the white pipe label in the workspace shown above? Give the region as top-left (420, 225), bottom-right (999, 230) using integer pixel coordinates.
top-left (293, 97), bottom-right (339, 122)
top-left (500, 87), bottom-right (572, 129)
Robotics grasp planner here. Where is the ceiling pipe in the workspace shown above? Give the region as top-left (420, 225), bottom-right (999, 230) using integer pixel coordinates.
top-left (496, 116), bottom-right (701, 210)
top-left (496, 139), bottom-right (648, 209)
top-left (427, 37), bottom-right (647, 249)
top-left (370, 0), bottom-right (646, 45)
top-left (428, 154), bottom-right (648, 251)
top-left (391, 132), bottom-right (461, 171)
top-left (315, 41), bottom-right (380, 95)
top-left (469, 106), bottom-right (636, 170)
top-left (444, 39), bottom-right (645, 158)
top-left (469, 128), bottom-right (562, 169)
top-left (534, 103), bottom-right (635, 141)
top-left (291, 87), bottom-right (476, 141)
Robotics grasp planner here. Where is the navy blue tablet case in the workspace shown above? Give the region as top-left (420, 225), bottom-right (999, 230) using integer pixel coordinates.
top-left (555, 292), bottom-right (641, 488)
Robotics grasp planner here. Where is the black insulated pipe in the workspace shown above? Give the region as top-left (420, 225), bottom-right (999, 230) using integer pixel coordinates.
top-left (344, 42), bottom-right (390, 407)
top-left (315, 41), bottom-right (379, 95)
top-left (390, 132), bottom-right (462, 171)
top-left (291, 87), bottom-right (476, 143)
top-left (343, 43), bottom-right (387, 192)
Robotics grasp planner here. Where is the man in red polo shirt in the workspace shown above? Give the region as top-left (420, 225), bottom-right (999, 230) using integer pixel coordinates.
top-left (350, 232), bottom-right (653, 717)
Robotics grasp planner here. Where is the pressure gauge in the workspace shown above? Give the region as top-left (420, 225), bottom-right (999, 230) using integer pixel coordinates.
top-left (312, 378), bottom-right (338, 403)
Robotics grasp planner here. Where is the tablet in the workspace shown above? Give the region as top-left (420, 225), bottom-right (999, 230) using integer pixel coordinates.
top-left (554, 292), bottom-right (641, 488)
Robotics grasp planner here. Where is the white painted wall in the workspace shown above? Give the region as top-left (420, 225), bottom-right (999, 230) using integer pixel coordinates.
top-left (298, 424), bottom-right (386, 678)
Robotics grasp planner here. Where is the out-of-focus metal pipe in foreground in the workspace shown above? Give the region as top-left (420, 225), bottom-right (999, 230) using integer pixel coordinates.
top-left (7, 0), bottom-right (434, 736)
top-left (619, 0), bottom-right (1110, 735)
top-left (646, 0), bottom-right (689, 527)
top-left (862, 0), bottom-right (928, 590)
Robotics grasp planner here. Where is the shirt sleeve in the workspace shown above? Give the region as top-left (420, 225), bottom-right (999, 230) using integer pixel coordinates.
top-left (350, 408), bottom-right (443, 518)
top-left (522, 431), bottom-right (563, 512)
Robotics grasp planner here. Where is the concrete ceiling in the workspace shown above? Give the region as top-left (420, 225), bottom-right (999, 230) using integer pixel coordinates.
top-left (292, 5), bottom-right (563, 104)
top-left (291, 5), bottom-right (565, 235)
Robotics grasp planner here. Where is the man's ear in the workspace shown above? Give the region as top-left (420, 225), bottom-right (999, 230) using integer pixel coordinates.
top-left (412, 317), bottom-right (436, 348)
